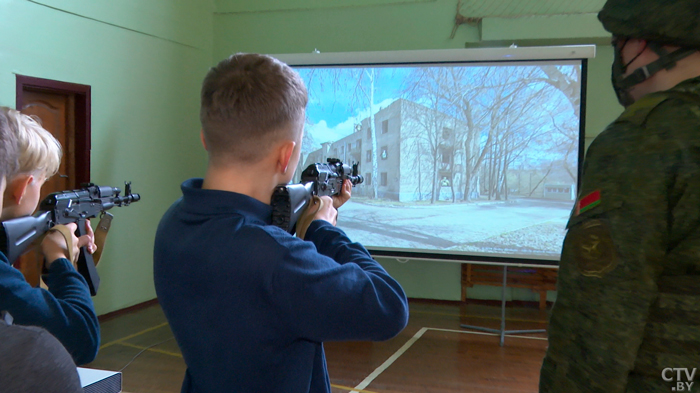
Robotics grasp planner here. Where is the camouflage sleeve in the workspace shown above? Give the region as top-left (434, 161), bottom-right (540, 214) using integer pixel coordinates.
top-left (539, 100), bottom-right (700, 393)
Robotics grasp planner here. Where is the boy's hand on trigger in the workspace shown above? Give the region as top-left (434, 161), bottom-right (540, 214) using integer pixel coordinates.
top-left (298, 181), bottom-right (348, 235)
top-left (81, 220), bottom-right (98, 255)
top-left (41, 221), bottom-right (98, 268)
top-left (332, 179), bottom-right (352, 209)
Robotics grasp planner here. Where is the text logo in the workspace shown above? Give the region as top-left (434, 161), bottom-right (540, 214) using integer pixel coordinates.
top-left (662, 368), bottom-right (696, 392)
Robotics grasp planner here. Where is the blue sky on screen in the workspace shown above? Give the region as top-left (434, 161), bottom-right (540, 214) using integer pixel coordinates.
top-left (296, 66), bottom-right (411, 144)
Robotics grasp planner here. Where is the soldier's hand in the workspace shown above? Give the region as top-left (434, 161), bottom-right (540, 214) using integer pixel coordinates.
top-left (332, 179), bottom-right (352, 209)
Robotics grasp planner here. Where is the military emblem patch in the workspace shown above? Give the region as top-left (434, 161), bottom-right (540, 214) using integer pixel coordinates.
top-left (570, 219), bottom-right (618, 277)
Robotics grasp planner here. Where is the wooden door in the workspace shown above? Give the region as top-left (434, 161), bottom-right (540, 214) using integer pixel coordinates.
top-left (21, 91), bottom-right (77, 196)
top-left (14, 76), bottom-right (91, 287)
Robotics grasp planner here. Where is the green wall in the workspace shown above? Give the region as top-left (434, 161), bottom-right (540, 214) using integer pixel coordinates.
top-left (0, 0), bottom-right (213, 314)
top-left (213, 0), bottom-right (623, 301)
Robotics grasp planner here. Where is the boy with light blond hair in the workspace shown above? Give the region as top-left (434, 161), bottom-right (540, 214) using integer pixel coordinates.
top-left (0, 108), bottom-right (62, 221)
top-left (0, 106), bottom-right (99, 365)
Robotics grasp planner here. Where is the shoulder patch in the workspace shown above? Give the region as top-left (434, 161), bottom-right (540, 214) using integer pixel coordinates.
top-left (570, 219), bottom-right (618, 278)
top-left (575, 190), bottom-right (601, 216)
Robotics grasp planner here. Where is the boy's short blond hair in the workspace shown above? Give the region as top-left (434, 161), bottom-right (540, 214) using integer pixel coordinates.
top-left (0, 108), bottom-right (19, 181)
top-left (0, 107), bottom-right (62, 178)
top-left (200, 53), bottom-right (308, 165)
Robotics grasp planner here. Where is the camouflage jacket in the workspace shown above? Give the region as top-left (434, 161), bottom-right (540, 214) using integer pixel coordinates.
top-left (540, 76), bottom-right (700, 393)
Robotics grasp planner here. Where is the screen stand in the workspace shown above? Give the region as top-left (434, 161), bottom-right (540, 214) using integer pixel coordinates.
top-left (460, 265), bottom-right (546, 346)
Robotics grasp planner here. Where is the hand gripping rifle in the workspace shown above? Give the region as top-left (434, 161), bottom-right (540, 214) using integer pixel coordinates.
top-left (0, 182), bottom-right (141, 296)
top-left (271, 158), bottom-right (363, 235)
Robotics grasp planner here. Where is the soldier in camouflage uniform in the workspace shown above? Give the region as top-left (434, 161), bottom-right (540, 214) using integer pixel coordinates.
top-left (540, 0), bottom-right (700, 392)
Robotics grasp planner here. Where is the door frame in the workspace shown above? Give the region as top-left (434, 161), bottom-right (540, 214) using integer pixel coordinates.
top-left (16, 75), bottom-right (91, 185)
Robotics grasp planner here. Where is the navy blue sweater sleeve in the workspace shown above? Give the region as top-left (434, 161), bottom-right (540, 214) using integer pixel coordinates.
top-left (0, 256), bottom-right (99, 365)
top-left (269, 220), bottom-right (409, 343)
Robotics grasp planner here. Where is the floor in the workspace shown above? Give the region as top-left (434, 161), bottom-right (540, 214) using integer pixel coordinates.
top-left (86, 300), bottom-right (550, 393)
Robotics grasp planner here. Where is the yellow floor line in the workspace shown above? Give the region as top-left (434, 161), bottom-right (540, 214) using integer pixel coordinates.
top-left (117, 341), bottom-right (183, 358)
top-left (97, 308), bottom-right (544, 393)
top-left (100, 322), bottom-right (170, 350)
top-left (331, 384), bottom-right (378, 393)
top-left (113, 340), bottom-right (380, 393)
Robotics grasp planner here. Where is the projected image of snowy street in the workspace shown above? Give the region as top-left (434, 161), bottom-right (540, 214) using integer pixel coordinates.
top-left (336, 198), bottom-right (570, 259)
top-left (294, 61), bottom-right (581, 260)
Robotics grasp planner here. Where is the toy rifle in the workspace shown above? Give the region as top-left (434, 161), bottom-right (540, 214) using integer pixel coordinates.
top-left (271, 158), bottom-right (363, 235)
top-left (0, 182), bottom-right (140, 296)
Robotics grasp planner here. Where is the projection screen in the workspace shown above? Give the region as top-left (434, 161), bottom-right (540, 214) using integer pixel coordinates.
top-left (275, 46), bottom-right (594, 267)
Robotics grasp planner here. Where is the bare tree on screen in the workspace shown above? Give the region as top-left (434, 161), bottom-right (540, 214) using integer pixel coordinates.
top-left (401, 100), bottom-right (454, 203)
top-left (437, 66), bottom-right (578, 201)
top-left (299, 68), bottom-right (381, 198)
top-left (552, 122), bottom-right (579, 183)
top-left (486, 70), bottom-right (557, 200)
top-left (403, 67), bottom-right (491, 203)
top-left (465, 67), bottom-right (547, 200)
top-left (536, 65), bottom-right (581, 188)
top-left (537, 65), bottom-right (582, 118)
top-left (444, 67), bottom-right (491, 202)
top-left (402, 117), bottom-right (434, 201)
top-left (406, 66), bottom-right (555, 202)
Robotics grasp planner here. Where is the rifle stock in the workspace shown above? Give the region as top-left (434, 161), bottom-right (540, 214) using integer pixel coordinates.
top-left (0, 211), bottom-right (52, 263)
top-left (271, 183), bottom-right (314, 234)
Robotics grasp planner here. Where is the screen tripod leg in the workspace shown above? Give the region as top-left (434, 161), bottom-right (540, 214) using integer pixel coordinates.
top-left (460, 265), bottom-right (546, 346)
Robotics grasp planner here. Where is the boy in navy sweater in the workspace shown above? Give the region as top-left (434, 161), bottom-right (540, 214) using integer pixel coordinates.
top-left (0, 107), bottom-right (84, 391)
top-left (154, 53), bottom-right (409, 393)
top-left (0, 107), bottom-right (99, 365)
